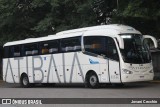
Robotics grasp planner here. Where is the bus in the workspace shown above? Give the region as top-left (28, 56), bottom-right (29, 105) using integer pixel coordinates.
top-left (2, 24), bottom-right (158, 88)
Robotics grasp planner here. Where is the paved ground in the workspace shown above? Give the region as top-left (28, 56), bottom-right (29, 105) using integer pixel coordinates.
top-left (0, 81), bottom-right (160, 107)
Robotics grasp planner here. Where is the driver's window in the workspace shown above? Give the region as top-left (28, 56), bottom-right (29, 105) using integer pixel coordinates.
top-left (108, 38), bottom-right (119, 61)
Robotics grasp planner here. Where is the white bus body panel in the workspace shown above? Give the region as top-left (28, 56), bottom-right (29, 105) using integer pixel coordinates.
top-left (3, 52), bottom-right (112, 84)
top-left (109, 60), bottom-right (121, 83)
top-left (120, 62), bottom-right (154, 82)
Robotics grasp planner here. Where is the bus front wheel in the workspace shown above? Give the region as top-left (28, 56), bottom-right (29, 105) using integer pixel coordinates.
top-left (20, 74), bottom-right (30, 88)
top-left (86, 72), bottom-right (99, 88)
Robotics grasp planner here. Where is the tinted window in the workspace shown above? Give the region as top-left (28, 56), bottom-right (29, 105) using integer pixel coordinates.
top-left (4, 45), bottom-right (22, 58)
top-left (4, 47), bottom-right (9, 58)
top-left (84, 36), bottom-right (119, 61)
top-left (24, 43), bottom-right (39, 56)
top-left (84, 36), bottom-right (108, 56)
top-left (61, 37), bottom-right (81, 52)
top-left (40, 40), bottom-right (59, 55)
top-left (120, 34), bottom-right (151, 63)
top-left (108, 38), bottom-right (119, 60)
top-left (13, 45), bottom-right (21, 57)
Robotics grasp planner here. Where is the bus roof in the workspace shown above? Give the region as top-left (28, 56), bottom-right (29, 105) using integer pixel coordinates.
top-left (4, 24), bottom-right (141, 47)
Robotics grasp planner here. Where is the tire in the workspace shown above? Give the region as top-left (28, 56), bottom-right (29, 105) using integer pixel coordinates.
top-left (86, 72), bottom-right (99, 88)
top-left (20, 74), bottom-right (30, 88)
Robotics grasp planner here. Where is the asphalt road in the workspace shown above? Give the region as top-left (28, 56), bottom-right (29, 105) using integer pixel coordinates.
top-left (0, 81), bottom-right (160, 107)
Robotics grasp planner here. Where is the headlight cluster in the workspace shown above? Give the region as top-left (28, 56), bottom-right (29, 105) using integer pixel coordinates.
top-left (149, 70), bottom-right (153, 73)
top-left (122, 69), bottom-right (133, 74)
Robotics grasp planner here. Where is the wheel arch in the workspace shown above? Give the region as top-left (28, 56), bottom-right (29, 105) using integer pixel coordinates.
top-left (20, 73), bottom-right (28, 82)
top-left (85, 70), bottom-right (99, 82)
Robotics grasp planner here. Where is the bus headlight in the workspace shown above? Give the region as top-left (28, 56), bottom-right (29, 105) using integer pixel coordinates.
top-left (149, 70), bottom-right (153, 73)
top-left (122, 69), bottom-right (133, 74)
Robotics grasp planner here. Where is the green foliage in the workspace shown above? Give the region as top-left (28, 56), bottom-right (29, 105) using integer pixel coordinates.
top-left (0, 0), bottom-right (97, 45)
top-left (118, 0), bottom-right (160, 19)
top-left (113, 0), bottom-right (160, 38)
top-left (0, 0), bottom-right (160, 46)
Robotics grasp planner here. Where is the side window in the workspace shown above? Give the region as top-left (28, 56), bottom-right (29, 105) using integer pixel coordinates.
top-left (4, 47), bottom-right (10, 58)
top-left (5, 45), bottom-right (21, 58)
top-left (40, 40), bottom-right (59, 55)
top-left (61, 37), bottom-right (81, 52)
top-left (84, 36), bottom-right (119, 61)
top-left (108, 38), bottom-right (119, 61)
top-left (9, 47), bottom-right (14, 58)
top-left (41, 43), bottom-right (49, 54)
top-left (48, 40), bottom-right (59, 54)
top-left (84, 36), bottom-right (108, 56)
top-left (13, 45), bottom-right (21, 57)
top-left (24, 43), bottom-right (39, 56)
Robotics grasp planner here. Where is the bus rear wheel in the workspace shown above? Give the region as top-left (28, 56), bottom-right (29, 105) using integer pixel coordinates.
top-left (86, 72), bottom-right (99, 88)
top-left (20, 74), bottom-right (30, 88)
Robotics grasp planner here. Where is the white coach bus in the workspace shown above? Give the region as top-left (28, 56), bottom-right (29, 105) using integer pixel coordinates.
top-left (3, 24), bottom-right (158, 88)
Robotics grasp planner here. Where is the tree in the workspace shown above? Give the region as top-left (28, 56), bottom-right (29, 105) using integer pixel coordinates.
top-left (113, 0), bottom-right (160, 38)
top-left (93, 0), bottom-right (117, 24)
top-left (33, 0), bottom-right (97, 34)
top-left (0, 0), bottom-right (52, 45)
top-left (0, 0), bottom-right (97, 45)
top-left (0, 0), bottom-right (160, 46)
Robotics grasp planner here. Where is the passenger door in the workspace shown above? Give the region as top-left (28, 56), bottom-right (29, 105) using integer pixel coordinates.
top-left (108, 38), bottom-right (121, 83)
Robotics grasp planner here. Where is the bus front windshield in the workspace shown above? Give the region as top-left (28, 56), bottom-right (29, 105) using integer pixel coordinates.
top-left (120, 34), bottom-right (151, 64)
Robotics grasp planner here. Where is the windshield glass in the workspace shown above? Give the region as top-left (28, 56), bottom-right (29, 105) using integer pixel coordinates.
top-left (120, 34), bottom-right (151, 64)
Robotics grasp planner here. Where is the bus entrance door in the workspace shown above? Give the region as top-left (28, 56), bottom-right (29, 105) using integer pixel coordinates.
top-left (109, 60), bottom-right (121, 83)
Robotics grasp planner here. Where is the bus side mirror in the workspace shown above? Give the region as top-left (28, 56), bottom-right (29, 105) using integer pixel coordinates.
top-left (143, 35), bottom-right (158, 49)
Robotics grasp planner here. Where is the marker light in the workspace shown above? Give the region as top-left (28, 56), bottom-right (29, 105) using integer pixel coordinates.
top-left (121, 35), bottom-right (132, 39)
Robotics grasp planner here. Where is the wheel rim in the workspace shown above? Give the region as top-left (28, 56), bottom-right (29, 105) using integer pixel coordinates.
top-left (23, 77), bottom-right (28, 86)
top-left (89, 75), bottom-right (97, 86)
